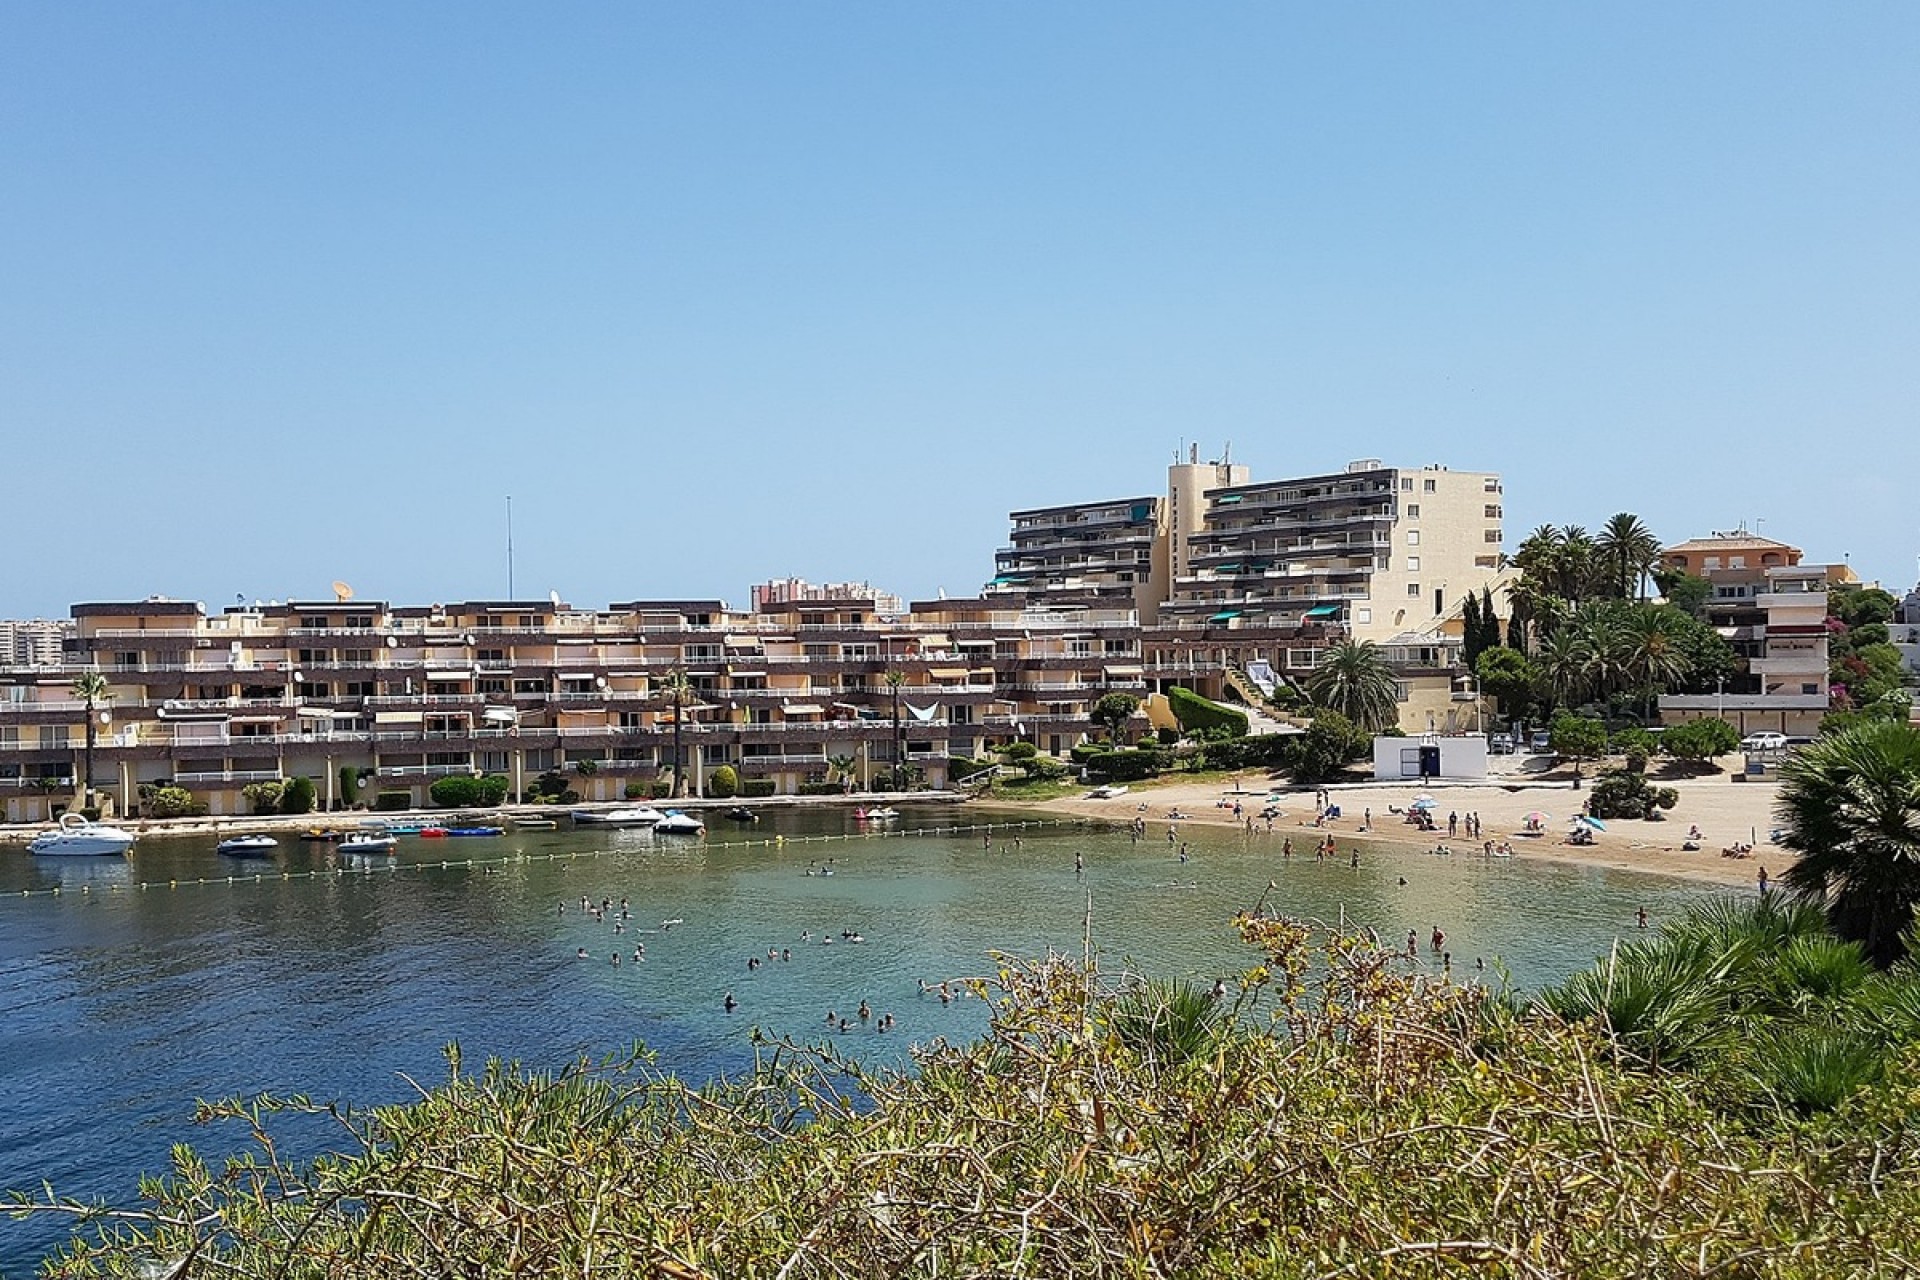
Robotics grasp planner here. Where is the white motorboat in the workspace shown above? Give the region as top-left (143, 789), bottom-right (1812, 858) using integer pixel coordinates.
top-left (571, 806), bottom-right (666, 827)
top-left (855, 806), bottom-right (900, 821)
top-left (654, 810), bottom-right (705, 835)
top-left (29, 813), bottom-right (137, 857)
top-left (338, 832), bottom-right (398, 855)
top-left (216, 835), bottom-right (279, 857)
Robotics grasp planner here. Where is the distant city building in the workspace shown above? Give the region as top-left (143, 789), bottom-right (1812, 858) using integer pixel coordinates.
top-left (0, 619), bottom-right (71, 667)
top-left (750, 578), bottom-right (904, 616)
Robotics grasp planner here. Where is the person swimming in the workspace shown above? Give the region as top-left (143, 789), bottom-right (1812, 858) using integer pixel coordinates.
top-left (723, 992), bottom-right (737, 1012)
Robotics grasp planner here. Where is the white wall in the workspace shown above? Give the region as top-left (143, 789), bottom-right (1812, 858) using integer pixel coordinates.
top-left (1371, 736), bottom-right (1489, 781)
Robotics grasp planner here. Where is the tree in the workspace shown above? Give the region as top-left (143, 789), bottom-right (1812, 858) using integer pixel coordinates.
top-left (826, 753), bottom-right (858, 794)
top-left (279, 775), bottom-right (316, 815)
top-left (1292, 710), bottom-right (1370, 785)
top-left (1534, 629), bottom-right (1590, 712)
top-left (1478, 586), bottom-right (1502, 654)
top-left (1776, 721), bottom-right (1920, 968)
top-left (69, 671), bottom-right (111, 811)
top-left (1596, 512), bottom-right (1661, 601)
top-left (1549, 713), bottom-right (1608, 782)
top-left (1304, 641), bottom-right (1400, 734)
top-left (1661, 718), bottom-right (1739, 769)
top-left (1462, 592), bottom-right (1486, 671)
top-left (1616, 605), bottom-right (1693, 721)
top-left (1655, 567), bottom-right (1713, 619)
top-left (1474, 647), bottom-right (1535, 722)
top-left (884, 670), bottom-right (907, 792)
top-left (657, 668), bottom-right (695, 799)
top-left (1092, 692), bottom-right (1140, 741)
top-left (706, 764), bottom-right (739, 799)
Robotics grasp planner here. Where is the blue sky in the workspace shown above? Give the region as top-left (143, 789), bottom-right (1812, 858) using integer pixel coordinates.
top-left (3, 4), bottom-right (1914, 618)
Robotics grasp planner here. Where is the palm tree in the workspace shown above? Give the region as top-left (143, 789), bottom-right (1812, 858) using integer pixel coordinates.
top-left (1533, 628), bottom-right (1589, 712)
top-left (883, 670), bottom-right (907, 791)
top-left (1596, 512), bottom-right (1662, 602)
top-left (1304, 641), bottom-right (1399, 734)
top-left (827, 753), bottom-right (858, 795)
top-left (70, 672), bottom-right (111, 811)
top-left (1615, 605), bottom-right (1692, 721)
top-left (657, 668), bottom-right (695, 799)
top-left (1776, 721), bottom-right (1920, 968)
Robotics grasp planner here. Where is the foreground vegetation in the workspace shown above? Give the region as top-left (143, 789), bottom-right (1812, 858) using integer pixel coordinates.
top-left (15, 897), bottom-right (1920, 1278)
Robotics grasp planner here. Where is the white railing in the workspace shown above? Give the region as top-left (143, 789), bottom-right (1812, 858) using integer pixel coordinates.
top-left (174, 769), bottom-right (284, 784)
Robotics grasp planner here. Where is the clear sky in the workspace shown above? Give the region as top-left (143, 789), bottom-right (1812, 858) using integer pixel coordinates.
top-left (3, 4), bottom-right (1915, 619)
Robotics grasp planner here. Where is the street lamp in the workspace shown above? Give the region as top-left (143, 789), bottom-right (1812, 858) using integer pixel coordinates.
top-left (1716, 674), bottom-right (1726, 724)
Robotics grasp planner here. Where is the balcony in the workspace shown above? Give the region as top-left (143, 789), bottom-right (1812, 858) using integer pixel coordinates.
top-left (174, 769), bottom-right (284, 784)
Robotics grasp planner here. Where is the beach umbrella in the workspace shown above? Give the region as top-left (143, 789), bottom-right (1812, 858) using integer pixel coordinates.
top-left (1413, 794), bottom-right (1436, 804)
top-left (1523, 811), bottom-right (1551, 824)
top-left (1410, 798), bottom-right (1438, 811)
top-left (1576, 815), bottom-right (1606, 831)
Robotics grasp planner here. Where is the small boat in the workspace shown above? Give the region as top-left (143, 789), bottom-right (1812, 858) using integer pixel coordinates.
top-left (1087, 785), bottom-right (1129, 799)
top-left (418, 827), bottom-right (448, 839)
top-left (29, 813), bottom-right (137, 857)
top-left (385, 822), bottom-right (430, 835)
top-left (443, 826), bottom-right (504, 838)
top-left (725, 806), bottom-right (758, 823)
top-left (654, 810), bottom-right (705, 835)
top-left (299, 828), bottom-right (344, 843)
top-left (571, 806), bottom-right (666, 827)
top-left (515, 817), bottom-right (559, 830)
top-left (338, 833), bottom-right (398, 855)
top-left (855, 806), bottom-right (900, 821)
top-left (216, 835), bottom-right (279, 857)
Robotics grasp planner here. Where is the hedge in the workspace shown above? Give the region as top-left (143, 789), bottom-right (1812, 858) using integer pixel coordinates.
top-left (1081, 748), bottom-right (1173, 783)
top-left (797, 781), bottom-right (844, 796)
top-left (428, 775), bottom-right (511, 809)
top-left (1167, 687), bottom-right (1249, 738)
top-left (741, 780), bottom-right (777, 798)
top-left (373, 791), bottom-right (413, 812)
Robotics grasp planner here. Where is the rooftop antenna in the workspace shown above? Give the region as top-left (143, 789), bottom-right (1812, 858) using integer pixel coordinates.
top-left (1223, 440), bottom-right (1231, 465)
top-left (506, 496), bottom-right (515, 599)
top-left (332, 580), bottom-right (354, 604)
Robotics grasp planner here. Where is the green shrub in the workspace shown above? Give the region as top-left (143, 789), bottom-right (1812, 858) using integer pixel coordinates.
top-left (706, 765), bottom-right (740, 799)
top-left (373, 790), bottom-right (413, 812)
top-left (1663, 717), bottom-right (1740, 767)
top-left (141, 785), bottom-right (205, 819)
top-left (1002, 741), bottom-right (1038, 763)
top-left (1083, 748), bottom-right (1173, 782)
top-left (623, 782), bottom-right (647, 799)
top-left (242, 780), bottom-right (286, 815)
top-left (1167, 687), bottom-right (1249, 738)
top-left (741, 779), bottom-right (777, 798)
top-left (797, 781), bottom-right (843, 796)
top-left (279, 776), bottom-right (316, 815)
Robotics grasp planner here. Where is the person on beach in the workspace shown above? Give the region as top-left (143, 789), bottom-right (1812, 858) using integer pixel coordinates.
top-left (1283, 838), bottom-right (1293, 859)
top-left (1758, 865), bottom-right (1770, 894)
top-left (1431, 925), bottom-right (1446, 952)
top-left (1406, 929), bottom-right (1418, 959)
top-left (1075, 851), bottom-right (1084, 875)
top-left (1637, 906), bottom-right (1649, 929)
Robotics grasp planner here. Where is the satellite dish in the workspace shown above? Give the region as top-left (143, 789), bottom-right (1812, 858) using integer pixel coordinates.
top-left (596, 676), bottom-right (608, 689)
top-left (230, 640), bottom-right (242, 652)
top-left (463, 633), bottom-right (475, 646)
top-left (332, 580), bottom-right (354, 603)
top-left (386, 635), bottom-right (398, 647)
top-left (549, 589), bottom-right (562, 609)
top-left (292, 670), bottom-right (304, 682)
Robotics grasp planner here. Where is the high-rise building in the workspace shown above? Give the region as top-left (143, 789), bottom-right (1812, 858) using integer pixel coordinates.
top-left (750, 578), bottom-right (904, 616)
top-left (0, 619), bottom-right (71, 667)
top-left (985, 495), bottom-right (1169, 621)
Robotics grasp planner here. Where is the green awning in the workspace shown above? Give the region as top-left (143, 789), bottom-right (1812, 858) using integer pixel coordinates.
top-left (1305, 605), bottom-right (1342, 618)
top-left (1209, 611), bottom-right (1241, 622)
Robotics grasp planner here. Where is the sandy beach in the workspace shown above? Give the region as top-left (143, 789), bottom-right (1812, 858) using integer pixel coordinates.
top-left (1032, 767), bottom-right (1788, 889)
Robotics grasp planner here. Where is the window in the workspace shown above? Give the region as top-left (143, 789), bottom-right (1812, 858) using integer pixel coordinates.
top-left (1423, 479), bottom-right (1437, 493)
top-left (1355, 608), bottom-right (1372, 625)
top-left (1406, 530), bottom-right (1420, 546)
top-left (1395, 681), bottom-right (1411, 703)
top-left (1399, 478), bottom-right (1414, 492)
top-left (341, 649), bottom-right (373, 665)
top-left (1485, 504), bottom-right (1502, 518)
top-left (298, 681), bottom-right (330, 698)
top-left (1486, 529), bottom-right (1502, 542)
top-left (1406, 503), bottom-right (1420, 518)
top-left (1434, 589), bottom-right (1444, 615)
top-left (1406, 556), bottom-right (1421, 572)
top-left (1729, 556), bottom-right (1746, 569)
top-left (300, 616), bottom-right (328, 629)
top-left (344, 680), bottom-right (377, 697)
top-left (476, 678), bottom-right (507, 695)
top-left (1705, 556), bottom-right (1721, 569)
top-left (1376, 555), bottom-right (1390, 570)
top-left (1408, 583), bottom-right (1421, 597)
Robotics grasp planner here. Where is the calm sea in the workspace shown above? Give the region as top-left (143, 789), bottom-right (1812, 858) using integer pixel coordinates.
top-left (0, 806), bottom-right (1722, 1273)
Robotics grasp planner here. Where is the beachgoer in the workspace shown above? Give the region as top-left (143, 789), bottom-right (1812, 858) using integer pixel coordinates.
top-left (723, 992), bottom-right (737, 1012)
top-left (1637, 906), bottom-right (1649, 929)
top-left (1406, 929), bottom-right (1418, 959)
top-left (1431, 925), bottom-right (1446, 952)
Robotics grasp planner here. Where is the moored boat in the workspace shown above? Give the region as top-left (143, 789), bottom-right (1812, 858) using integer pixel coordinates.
top-left (855, 806), bottom-right (900, 821)
top-left (571, 806), bottom-right (665, 827)
top-left (654, 810), bottom-right (705, 835)
top-left (216, 835), bottom-right (279, 857)
top-left (444, 826), bottom-right (504, 837)
top-left (725, 806), bottom-right (758, 823)
top-left (338, 832), bottom-right (398, 854)
top-left (28, 813), bottom-right (137, 857)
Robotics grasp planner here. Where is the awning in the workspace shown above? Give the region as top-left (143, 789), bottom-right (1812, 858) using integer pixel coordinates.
top-left (929, 667), bottom-right (968, 680)
top-left (723, 636), bottom-right (761, 648)
top-left (957, 639), bottom-right (996, 648)
top-left (557, 672), bottom-right (597, 682)
top-left (727, 670), bottom-right (766, 679)
top-left (228, 715), bottom-right (284, 724)
top-left (375, 711), bottom-right (424, 724)
top-left (1305, 605), bottom-right (1342, 618)
top-left (782, 704), bottom-right (824, 715)
top-left (482, 707), bottom-right (518, 723)
top-left (1104, 665), bottom-right (1144, 677)
top-left (425, 670), bottom-right (471, 680)
top-left (969, 667), bottom-right (998, 677)
top-left (296, 706), bottom-right (345, 719)
top-left (917, 634), bottom-right (951, 648)
top-left (1210, 611), bottom-right (1241, 622)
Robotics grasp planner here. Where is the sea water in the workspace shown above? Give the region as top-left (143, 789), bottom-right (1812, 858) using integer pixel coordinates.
top-left (0, 807), bottom-right (1721, 1272)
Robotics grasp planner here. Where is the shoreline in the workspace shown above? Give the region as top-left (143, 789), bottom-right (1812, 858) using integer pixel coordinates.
top-left (1016, 773), bottom-right (1787, 890)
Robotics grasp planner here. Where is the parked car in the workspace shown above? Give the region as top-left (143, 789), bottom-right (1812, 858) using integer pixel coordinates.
top-left (1529, 730), bottom-right (1553, 753)
top-left (1489, 733), bottom-right (1515, 755)
top-left (1742, 731), bottom-right (1789, 752)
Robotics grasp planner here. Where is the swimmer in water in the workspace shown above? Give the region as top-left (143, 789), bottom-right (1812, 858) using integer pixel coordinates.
top-left (724, 992), bottom-right (737, 1012)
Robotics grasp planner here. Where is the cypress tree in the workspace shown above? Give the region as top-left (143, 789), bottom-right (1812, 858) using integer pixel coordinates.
top-left (1480, 586), bottom-right (1501, 653)
top-left (1462, 593), bottom-right (1485, 670)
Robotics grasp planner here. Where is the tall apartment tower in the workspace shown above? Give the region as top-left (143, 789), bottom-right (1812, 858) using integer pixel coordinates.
top-left (1162, 460), bottom-right (1504, 642)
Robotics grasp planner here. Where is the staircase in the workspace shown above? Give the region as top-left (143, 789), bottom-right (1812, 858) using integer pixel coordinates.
top-left (1219, 668), bottom-right (1301, 736)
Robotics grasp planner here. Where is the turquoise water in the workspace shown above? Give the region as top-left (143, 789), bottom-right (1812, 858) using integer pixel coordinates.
top-left (0, 808), bottom-right (1723, 1272)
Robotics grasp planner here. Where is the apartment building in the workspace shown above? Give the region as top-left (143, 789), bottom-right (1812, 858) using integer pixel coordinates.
top-left (749, 578), bottom-right (905, 616)
top-left (1659, 562), bottom-right (1842, 737)
top-left (0, 619), bottom-right (71, 667)
top-left (1162, 460), bottom-right (1504, 642)
top-left (0, 592), bottom-right (1156, 823)
top-left (985, 496), bottom-right (1169, 621)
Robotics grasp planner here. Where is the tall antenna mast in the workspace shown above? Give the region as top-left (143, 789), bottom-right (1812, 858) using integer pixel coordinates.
top-left (506, 495), bottom-right (515, 599)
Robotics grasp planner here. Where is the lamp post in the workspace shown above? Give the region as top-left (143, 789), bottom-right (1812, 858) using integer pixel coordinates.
top-left (1716, 674), bottom-right (1726, 724)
